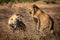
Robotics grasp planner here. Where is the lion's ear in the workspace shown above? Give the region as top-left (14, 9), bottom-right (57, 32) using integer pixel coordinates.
top-left (32, 4), bottom-right (44, 14)
top-left (32, 4), bottom-right (40, 14)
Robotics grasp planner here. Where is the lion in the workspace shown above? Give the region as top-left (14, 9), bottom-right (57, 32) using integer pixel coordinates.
top-left (28, 4), bottom-right (54, 36)
top-left (8, 7), bottom-right (29, 31)
top-left (8, 13), bottom-right (19, 30)
top-left (8, 13), bottom-right (26, 31)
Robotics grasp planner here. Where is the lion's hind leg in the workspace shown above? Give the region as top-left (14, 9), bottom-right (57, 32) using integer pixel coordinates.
top-left (49, 19), bottom-right (54, 34)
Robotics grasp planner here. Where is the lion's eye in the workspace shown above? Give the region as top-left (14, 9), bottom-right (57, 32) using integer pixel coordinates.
top-left (16, 14), bottom-right (19, 16)
top-left (11, 18), bottom-right (13, 20)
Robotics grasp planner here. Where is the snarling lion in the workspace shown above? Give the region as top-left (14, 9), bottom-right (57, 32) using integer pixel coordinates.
top-left (8, 13), bottom-right (19, 30)
top-left (8, 7), bottom-right (27, 31)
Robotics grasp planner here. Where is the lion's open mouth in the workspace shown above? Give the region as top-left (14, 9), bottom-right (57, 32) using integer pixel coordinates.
top-left (16, 20), bottom-right (26, 31)
top-left (9, 19), bottom-right (26, 32)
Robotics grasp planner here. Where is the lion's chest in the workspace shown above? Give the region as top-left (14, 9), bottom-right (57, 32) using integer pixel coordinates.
top-left (38, 14), bottom-right (50, 26)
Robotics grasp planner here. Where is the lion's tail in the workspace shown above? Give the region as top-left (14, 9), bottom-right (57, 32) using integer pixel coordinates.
top-left (49, 17), bottom-right (54, 34)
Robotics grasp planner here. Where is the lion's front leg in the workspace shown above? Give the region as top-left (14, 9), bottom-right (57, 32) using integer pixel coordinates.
top-left (39, 25), bottom-right (46, 36)
top-left (33, 17), bottom-right (39, 31)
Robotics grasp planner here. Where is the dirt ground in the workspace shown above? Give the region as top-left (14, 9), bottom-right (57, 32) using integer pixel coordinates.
top-left (0, 2), bottom-right (60, 40)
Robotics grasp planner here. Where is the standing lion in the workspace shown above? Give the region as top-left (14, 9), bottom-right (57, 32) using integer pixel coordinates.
top-left (28, 4), bottom-right (54, 36)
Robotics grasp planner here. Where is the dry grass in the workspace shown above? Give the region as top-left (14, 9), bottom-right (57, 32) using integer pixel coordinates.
top-left (0, 2), bottom-right (60, 40)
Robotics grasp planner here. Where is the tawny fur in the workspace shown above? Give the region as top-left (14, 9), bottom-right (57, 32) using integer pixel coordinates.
top-left (8, 13), bottom-right (19, 29)
top-left (28, 4), bottom-right (54, 36)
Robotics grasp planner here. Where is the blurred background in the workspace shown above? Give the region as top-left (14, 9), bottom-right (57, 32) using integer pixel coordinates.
top-left (0, 0), bottom-right (60, 4)
top-left (0, 0), bottom-right (60, 40)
